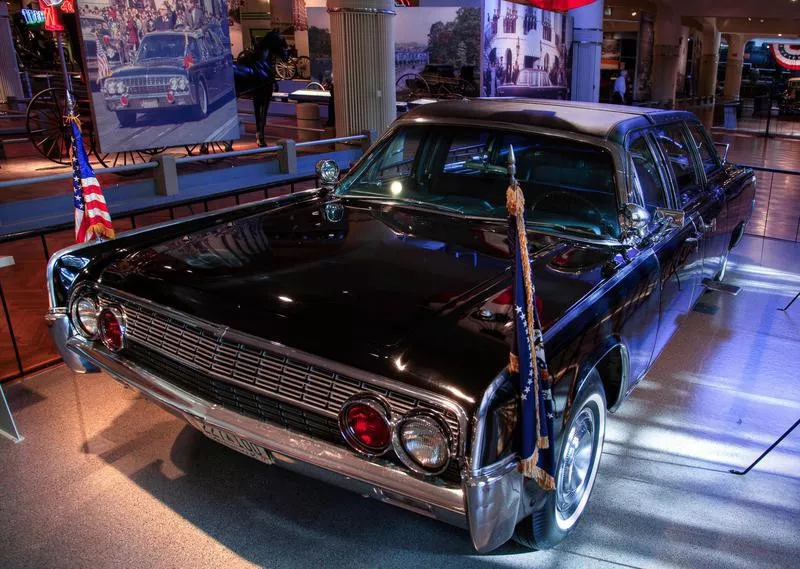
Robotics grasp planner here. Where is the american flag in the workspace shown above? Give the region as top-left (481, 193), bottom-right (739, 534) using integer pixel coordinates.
top-left (505, 146), bottom-right (555, 491)
top-left (70, 117), bottom-right (114, 243)
top-left (96, 44), bottom-right (111, 85)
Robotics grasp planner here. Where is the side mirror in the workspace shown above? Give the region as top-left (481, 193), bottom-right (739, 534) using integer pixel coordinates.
top-left (620, 203), bottom-right (650, 246)
top-left (714, 142), bottom-right (730, 164)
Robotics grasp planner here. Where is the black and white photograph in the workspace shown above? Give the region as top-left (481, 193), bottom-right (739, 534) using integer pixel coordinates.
top-left (481, 0), bottom-right (572, 99)
top-left (77, 0), bottom-right (239, 153)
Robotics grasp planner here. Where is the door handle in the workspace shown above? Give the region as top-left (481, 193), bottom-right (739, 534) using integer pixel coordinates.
top-left (697, 217), bottom-right (717, 234)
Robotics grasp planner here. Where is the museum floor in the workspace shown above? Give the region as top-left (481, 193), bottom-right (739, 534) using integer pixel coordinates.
top-left (1, 235), bottom-right (799, 569)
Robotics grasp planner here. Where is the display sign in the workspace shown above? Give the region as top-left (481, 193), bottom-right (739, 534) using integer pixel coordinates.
top-left (20, 9), bottom-right (45, 25)
top-left (76, 0), bottom-right (240, 153)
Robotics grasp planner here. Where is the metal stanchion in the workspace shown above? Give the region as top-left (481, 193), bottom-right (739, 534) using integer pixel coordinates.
top-left (0, 255), bottom-right (23, 443)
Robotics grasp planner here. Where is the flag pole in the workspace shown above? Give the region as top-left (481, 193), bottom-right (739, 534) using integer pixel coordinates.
top-left (55, 31), bottom-right (75, 116)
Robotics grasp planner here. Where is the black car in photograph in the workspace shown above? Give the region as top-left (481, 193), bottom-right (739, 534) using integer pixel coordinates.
top-left (101, 29), bottom-right (234, 127)
top-left (46, 100), bottom-right (755, 553)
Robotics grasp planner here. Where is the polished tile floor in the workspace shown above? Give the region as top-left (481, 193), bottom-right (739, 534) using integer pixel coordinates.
top-left (1, 235), bottom-right (799, 569)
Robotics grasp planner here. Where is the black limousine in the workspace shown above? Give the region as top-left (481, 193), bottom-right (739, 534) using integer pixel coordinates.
top-left (46, 100), bottom-right (755, 552)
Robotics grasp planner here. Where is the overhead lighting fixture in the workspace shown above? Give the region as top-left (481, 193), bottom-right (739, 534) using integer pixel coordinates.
top-left (631, 11), bottom-right (637, 17)
top-left (760, 19), bottom-right (764, 23)
top-left (778, 33), bottom-right (783, 37)
top-left (747, 17), bottom-right (752, 22)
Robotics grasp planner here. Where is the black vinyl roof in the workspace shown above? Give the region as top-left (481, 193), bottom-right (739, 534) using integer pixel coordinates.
top-left (399, 99), bottom-right (697, 143)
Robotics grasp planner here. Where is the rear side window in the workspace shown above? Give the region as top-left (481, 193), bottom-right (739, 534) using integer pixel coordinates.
top-left (687, 123), bottom-right (721, 176)
top-left (653, 123), bottom-right (702, 204)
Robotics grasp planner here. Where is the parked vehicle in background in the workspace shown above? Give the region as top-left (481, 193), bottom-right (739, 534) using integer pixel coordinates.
top-left (779, 77), bottom-right (800, 115)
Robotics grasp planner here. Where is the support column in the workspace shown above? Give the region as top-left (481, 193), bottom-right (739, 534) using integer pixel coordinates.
top-left (651, 4), bottom-right (682, 106)
top-left (699, 20), bottom-right (721, 101)
top-left (0, 3), bottom-right (24, 103)
top-left (569, 0), bottom-right (604, 103)
top-left (328, 0), bottom-right (396, 137)
top-left (723, 34), bottom-right (745, 101)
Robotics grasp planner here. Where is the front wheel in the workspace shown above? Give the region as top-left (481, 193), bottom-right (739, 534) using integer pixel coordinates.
top-left (514, 369), bottom-right (606, 550)
top-left (116, 111), bottom-right (137, 127)
top-left (188, 81), bottom-right (209, 120)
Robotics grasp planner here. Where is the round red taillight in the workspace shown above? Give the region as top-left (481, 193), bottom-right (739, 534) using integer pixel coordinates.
top-left (119, 95), bottom-right (128, 107)
top-left (97, 307), bottom-right (125, 352)
top-left (166, 90), bottom-right (175, 103)
top-left (339, 397), bottom-right (391, 456)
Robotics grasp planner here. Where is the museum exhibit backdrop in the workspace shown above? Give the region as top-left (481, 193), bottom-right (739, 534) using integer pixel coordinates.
top-left (307, 4), bottom-right (481, 100)
top-left (76, 0), bottom-right (240, 153)
top-left (481, 0), bottom-right (573, 99)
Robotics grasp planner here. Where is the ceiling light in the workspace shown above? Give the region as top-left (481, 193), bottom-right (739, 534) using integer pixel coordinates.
top-left (747, 17), bottom-right (752, 22)
top-left (778, 33), bottom-right (783, 37)
top-left (760, 19), bottom-right (764, 23)
top-left (631, 11), bottom-right (637, 16)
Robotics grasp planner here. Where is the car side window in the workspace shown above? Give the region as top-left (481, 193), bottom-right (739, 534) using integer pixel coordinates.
top-left (687, 123), bottom-right (721, 176)
top-left (653, 123), bottom-right (702, 204)
top-left (627, 132), bottom-right (668, 216)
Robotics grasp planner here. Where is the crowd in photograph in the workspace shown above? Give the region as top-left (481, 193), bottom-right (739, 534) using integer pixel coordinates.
top-left (82, 0), bottom-right (230, 64)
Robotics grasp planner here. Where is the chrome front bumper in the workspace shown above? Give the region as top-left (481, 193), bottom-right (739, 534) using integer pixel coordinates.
top-left (58, 321), bottom-right (523, 552)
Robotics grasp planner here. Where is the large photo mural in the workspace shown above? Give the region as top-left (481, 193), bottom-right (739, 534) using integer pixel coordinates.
top-left (77, 0), bottom-right (239, 153)
top-left (307, 5), bottom-right (481, 101)
top-left (481, 0), bottom-right (572, 99)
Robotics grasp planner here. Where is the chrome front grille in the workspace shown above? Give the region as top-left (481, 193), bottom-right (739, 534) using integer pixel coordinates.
top-left (103, 292), bottom-right (464, 455)
top-left (122, 76), bottom-right (173, 95)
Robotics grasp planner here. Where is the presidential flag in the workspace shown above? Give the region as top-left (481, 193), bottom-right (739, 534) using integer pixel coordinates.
top-left (506, 146), bottom-right (555, 491)
top-left (70, 117), bottom-right (114, 243)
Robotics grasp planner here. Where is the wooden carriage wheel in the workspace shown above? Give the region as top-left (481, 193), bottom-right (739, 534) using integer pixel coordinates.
top-left (183, 140), bottom-right (234, 164)
top-left (94, 147), bottom-right (166, 176)
top-left (26, 87), bottom-right (95, 165)
top-left (395, 73), bottom-right (431, 102)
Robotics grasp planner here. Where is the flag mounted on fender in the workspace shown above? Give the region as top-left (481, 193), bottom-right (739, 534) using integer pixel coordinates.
top-left (69, 114), bottom-right (114, 243)
top-left (505, 146), bottom-right (556, 491)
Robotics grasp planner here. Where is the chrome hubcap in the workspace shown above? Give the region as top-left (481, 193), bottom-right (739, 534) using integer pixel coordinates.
top-left (556, 407), bottom-right (596, 523)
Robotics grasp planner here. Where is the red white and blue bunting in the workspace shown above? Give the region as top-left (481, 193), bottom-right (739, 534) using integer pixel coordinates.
top-left (772, 43), bottom-right (800, 71)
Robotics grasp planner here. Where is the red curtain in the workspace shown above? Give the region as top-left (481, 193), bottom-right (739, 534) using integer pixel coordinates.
top-left (515, 0), bottom-right (597, 12)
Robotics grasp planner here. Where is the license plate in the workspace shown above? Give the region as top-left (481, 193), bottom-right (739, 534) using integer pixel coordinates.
top-left (141, 99), bottom-right (159, 108)
top-left (196, 421), bottom-right (275, 465)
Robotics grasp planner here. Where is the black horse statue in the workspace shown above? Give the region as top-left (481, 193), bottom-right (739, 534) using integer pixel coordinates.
top-left (234, 30), bottom-right (289, 147)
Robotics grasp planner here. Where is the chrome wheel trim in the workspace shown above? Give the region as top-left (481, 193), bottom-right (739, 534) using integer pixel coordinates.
top-left (199, 83), bottom-right (208, 115)
top-left (555, 392), bottom-right (605, 530)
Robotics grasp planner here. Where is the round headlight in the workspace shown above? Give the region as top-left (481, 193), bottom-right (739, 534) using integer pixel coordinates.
top-left (393, 412), bottom-right (451, 475)
top-left (169, 77), bottom-right (178, 90)
top-left (179, 77), bottom-right (189, 91)
top-left (316, 159), bottom-right (340, 186)
top-left (71, 296), bottom-right (99, 338)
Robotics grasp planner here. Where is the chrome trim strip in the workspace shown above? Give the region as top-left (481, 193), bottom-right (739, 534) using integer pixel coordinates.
top-left (92, 283), bottom-right (470, 456)
top-left (67, 337), bottom-right (466, 517)
top-left (469, 370), bottom-right (510, 473)
top-left (464, 454), bottom-right (522, 552)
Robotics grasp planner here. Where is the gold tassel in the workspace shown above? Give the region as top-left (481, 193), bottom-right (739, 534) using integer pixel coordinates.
top-left (519, 454), bottom-right (556, 491)
top-left (508, 353), bottom-right (520, 373)
top-left (538, 435), bottom-right (550, 450)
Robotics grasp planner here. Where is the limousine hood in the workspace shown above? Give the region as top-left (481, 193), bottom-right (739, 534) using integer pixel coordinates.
top-left (93, 196), bottom-right (609, 405)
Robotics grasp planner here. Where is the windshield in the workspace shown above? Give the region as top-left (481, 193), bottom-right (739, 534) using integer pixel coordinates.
top-left (137, 35), bottom-right (191, 60)
top-left (337, 125), bottom-right (620, 238)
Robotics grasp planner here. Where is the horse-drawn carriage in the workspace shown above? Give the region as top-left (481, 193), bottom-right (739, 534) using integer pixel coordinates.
top-left (396, 64), bottom-right (479, 101)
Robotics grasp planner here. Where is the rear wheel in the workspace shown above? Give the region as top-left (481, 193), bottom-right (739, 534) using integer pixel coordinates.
top-left (513, 369), bottom-right (606, 550)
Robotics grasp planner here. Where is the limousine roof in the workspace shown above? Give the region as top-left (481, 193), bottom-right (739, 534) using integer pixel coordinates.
top-left (400, 99), bottom-right (698, 144)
